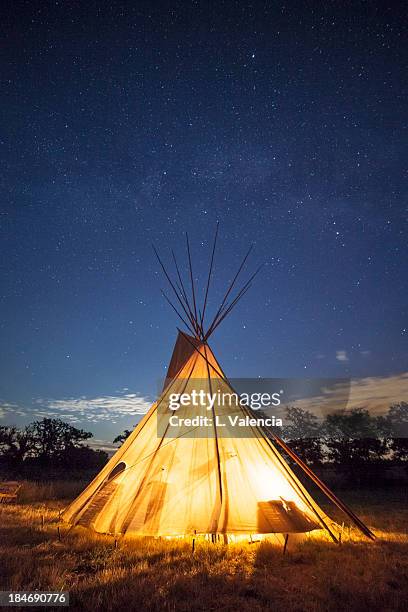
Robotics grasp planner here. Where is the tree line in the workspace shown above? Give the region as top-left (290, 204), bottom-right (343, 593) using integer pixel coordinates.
top-left (0, 418), bottom-right (108, 477)
top-left (279, 402), bottom-right (408, 484)
top-left (1, 403), bottom-right (407, 483)
top-left (112, 401), bottom-right (408, 485)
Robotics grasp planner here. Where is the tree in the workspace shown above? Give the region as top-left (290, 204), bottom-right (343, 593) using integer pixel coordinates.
top-left (57, 445), bottom-right (108, 470)
top-left (282, 406), bottom-right (324, 466)
top-left (324, 408), bottom-right (387, 482)
top-left (0, 425), bottom-right (35, 462)
top-left (377, 402), bottom-right (408, 463)
top-left (0, 419), bottom-right (111, 476)
top-left (26, 418), bottom-right (92, 462)
top-left (113, 429), bottom-right (132, 445)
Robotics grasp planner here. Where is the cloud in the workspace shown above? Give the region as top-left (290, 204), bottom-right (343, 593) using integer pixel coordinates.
top-left (289, 372), bottom-right (408, 418)
top-left (336, 350), bottom-right (349, 362)
top-left (87, 438), bottom-right (121, 454)
top-left (0, 402), bottom-right (27, 419)
top-left (346, 372), bottom-right (408, 414)
top-left (33, 392), bottom-right (152, 423)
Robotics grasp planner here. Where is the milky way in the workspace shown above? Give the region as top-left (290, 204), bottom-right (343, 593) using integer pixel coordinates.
top-left (1, 2), bottom-right (407, 438)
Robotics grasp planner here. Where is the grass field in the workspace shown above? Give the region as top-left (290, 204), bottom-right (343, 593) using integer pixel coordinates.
top-left (0, 481), bottom-right (407, 611)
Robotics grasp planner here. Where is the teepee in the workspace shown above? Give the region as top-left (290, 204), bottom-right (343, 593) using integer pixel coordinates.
top-left (62, 227), bottom-right (374, 543)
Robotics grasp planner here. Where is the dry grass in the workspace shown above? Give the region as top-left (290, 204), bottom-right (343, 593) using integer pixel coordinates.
top-left (17, 480), bottom-right (88, 503)
top-left (0, 483), bottom-right (407, 611)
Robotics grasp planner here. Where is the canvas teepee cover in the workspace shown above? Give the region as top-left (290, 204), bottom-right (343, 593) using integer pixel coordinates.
top-left (62, 230), bottom-right (374, 542)
top-left (62, 333), bottom-right (337, 539)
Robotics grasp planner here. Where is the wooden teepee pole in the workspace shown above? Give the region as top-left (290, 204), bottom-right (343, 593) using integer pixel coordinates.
top-left (200, 221), bottom-right (219, 330)
top-left (205, 244), bottom-right (253, 338)
top-left (171, 249), bottom-right (201, 337)
top-left (153, 245), bottom-right (200, 338)
top-left (185, 232), bottom-right (201, 337)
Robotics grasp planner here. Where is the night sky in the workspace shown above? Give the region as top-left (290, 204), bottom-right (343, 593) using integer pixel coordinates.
top-left (1, 2), bottom-right (407, 443)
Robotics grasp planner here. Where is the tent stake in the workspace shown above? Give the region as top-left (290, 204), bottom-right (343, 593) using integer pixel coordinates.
top-left (283, 534), bottom-right (289, 554)
top-left (339, 521), bottom-right (344, 544)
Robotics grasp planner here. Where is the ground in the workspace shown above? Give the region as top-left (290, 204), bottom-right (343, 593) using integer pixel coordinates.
top-left (0, 483), bottom-right (407, 611)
